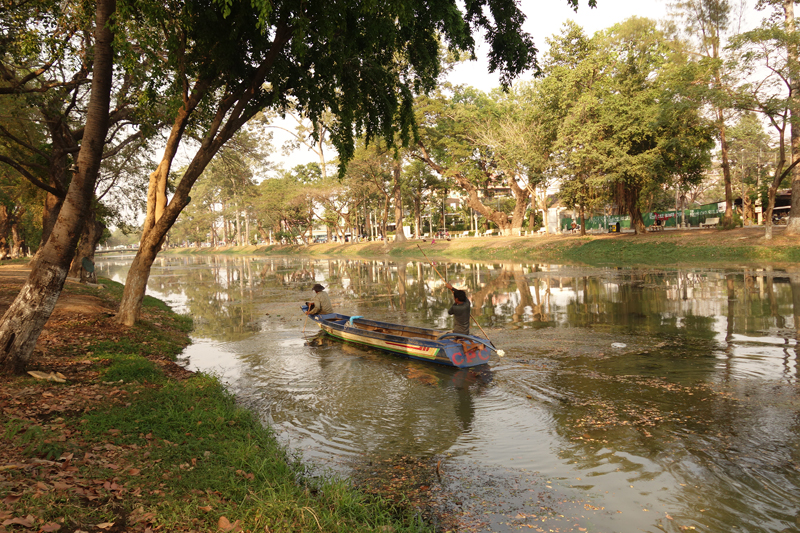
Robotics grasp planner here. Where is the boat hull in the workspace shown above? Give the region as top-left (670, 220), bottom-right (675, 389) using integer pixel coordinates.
top-left (303, 308), bottom-right (494, 368)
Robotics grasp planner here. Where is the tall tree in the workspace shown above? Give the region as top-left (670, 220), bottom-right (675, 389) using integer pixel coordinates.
top-left (413, 87), bottom-right (528, 235)
top-left (749, 0), bottom-right (800, 233)
top-left (0, 0), bottom-right (149, 247)
top-left (116, 0), bottom-right (542, 326)
top-left (669, 0), bottom-right (741, 227)
top-left (0, 0), bottom-right (116, 374)
top-left (539, 21), bottom-right (607, 233)
top-left (475, 82), bottom-right (555, 234)
top-left (730, 17), bottom-right (800, 238)
top-left (544, 18), bottom-right (713, 234)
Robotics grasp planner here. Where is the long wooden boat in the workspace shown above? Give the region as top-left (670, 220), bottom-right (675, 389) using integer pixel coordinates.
top-left (302, 306), bottom-right (497, 368)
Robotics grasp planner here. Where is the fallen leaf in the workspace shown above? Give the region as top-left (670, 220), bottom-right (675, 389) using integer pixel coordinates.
top-left (218, 516), bottom-right (242, 532)
top-left (198, 506), bottom-right (212, 512)
top-left (27, 371), bottom-right (66, 383)
top-left (2, 515), bottom-right (35, 528)
top-left (128, 468), bottom-right (141, 475)
top-left (96, 522), bottom-right (115, 530)
top-left (41, 522), bottom-right (61, 532)
top-left (129, 507), bottom-right (156, 524)
top-left (2, 495), bottom-right (21, 505)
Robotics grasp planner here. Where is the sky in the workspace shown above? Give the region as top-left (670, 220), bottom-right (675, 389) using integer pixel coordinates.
top-left (447, 0), bottom-right (669, 91)
top-left (275, 0), bottom-right (762, 170)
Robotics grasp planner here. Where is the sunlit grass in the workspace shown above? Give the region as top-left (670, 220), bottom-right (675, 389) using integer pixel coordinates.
top-left (182, 231), bottom-right (800, 267)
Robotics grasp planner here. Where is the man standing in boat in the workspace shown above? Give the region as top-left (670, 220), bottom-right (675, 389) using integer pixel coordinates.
top-left (306, 284), bottom-right (334, 315)
top-left (445, 282), bottom-right (470, 335)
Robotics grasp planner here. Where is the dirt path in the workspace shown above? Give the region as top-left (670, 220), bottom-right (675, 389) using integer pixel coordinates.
top-left (0, 264), bottom-right (188, 381)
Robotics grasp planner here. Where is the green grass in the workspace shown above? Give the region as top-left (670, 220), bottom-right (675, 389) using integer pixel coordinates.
top-left (70, 374), bottom-right (430, 531)
top-left (558, 239), bottom-right (800, 265)
top-left (100, 355), bottom-right (164, 383)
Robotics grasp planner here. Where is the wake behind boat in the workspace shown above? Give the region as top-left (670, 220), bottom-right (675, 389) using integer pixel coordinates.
top-left (302, 306), bottom-right (497, 368)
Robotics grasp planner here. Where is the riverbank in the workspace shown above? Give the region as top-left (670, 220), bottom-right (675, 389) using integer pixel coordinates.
top-left (172, 226), bottom-right (800, 266)
top-left (0, 266), bottom-right (430, 533)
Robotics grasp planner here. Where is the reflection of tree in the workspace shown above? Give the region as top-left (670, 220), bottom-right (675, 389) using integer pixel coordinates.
top-left (790, 272), bottom-right (800, 383)
top-left (470, 267), bottom-right (513, 319)
top-left (396, 261), bottom-right (407, 312)
top-left (527, 265), bottom-right (552, 322)
top-left (511, 265), bottom-right (534, 325)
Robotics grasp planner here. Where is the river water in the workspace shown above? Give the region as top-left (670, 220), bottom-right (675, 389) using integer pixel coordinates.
top-left (96, 254), bottom-right (800, 533)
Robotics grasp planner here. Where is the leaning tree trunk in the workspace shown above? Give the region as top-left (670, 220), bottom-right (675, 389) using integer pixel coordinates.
top-left (0, 0), bottom-right (115, 375)
top-left (116, 23), bottom-right (292, 326)
top-left (415, 142), bottom-right (511, 233)
top-left (116, 236), bottom-right (162, 326)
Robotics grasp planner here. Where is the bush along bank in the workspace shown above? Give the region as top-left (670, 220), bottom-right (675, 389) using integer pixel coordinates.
top-left (0, 278), bottom-right (431, 533)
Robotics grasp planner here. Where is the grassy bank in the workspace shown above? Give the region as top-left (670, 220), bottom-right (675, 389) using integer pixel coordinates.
top-left (0, 276), bottom-right (430, 532)
top-left (171, 226), bottom-right (800, 266)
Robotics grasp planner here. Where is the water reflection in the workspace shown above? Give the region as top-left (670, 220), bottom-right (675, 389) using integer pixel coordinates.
top-left (96, 255), bottom-right (800, 532)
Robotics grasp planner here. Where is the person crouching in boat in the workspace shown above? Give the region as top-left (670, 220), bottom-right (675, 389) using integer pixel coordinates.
top-left (306, 284), bottom-right (334, 315)
top-left (445, 282), bottom-right (470, 334)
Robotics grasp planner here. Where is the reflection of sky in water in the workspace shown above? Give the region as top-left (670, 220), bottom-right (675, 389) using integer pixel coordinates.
top-left (95, 255), bottom-right (800, 533)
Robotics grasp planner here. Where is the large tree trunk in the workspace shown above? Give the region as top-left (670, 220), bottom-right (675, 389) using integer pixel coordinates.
top-left (116, 238), bottom-right (161, 325)
top-left (718, 116), bottom-right (735, 227)
top-left (0, 0), bottom-right (115, 375)
top-left (414, 142), bottom-right (511, 232)
top-left (618, 182), bottom-right (646, 234)
top-left (508, 173), bottom-right (530, 236)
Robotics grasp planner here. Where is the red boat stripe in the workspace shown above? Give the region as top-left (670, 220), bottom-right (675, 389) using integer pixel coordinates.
top-left (386, 341), bottom-right (426, 350)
